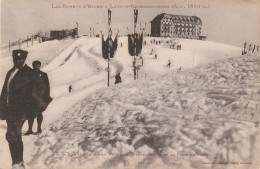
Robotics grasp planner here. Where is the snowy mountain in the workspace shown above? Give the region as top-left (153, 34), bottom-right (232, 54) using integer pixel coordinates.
top-left (0, 37), bottom-right (259, 169)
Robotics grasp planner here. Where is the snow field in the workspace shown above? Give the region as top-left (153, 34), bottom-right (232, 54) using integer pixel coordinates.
top-left (29, 52), bottom-right (259, 169)
top-left (1, 36), bottom-right (257, 169)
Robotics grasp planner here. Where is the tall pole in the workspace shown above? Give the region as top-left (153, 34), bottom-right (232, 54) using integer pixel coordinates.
top-left (134, 9), bottom-right (138, 80)
top-left (244, 42), bottom-right (246, 54)
top-left (76, 22), bottom-right (78, 36)
top-left (145, 23), bottom-right (146, 36)
top-left (19, 38), bottom-right (21, 49)
top-left (107, 9), bottom-right (112, 87)
top-left (9, 40), bottom-right (11, 52)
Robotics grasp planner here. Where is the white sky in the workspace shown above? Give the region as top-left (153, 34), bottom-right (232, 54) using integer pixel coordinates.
top-left (1, 0), bottom-right (260, 47)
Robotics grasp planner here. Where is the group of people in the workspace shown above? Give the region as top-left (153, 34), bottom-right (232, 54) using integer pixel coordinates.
top-left (0, 49), bottom-right (52, 169)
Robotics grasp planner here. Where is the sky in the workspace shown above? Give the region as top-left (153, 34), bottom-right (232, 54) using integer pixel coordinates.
top-left (1, 0), bottom-right (260, 47)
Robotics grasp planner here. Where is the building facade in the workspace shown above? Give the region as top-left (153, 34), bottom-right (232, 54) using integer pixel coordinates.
top-left (50, 28), bottom-right (78, 40)
top-left (151, 13), bottom-right (202, 39)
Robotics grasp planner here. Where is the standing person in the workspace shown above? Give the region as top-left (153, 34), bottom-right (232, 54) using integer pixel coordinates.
top-left (69, 85), bottom-right (72, 93)
top-left (150, 49), bottom-right (153, 55)
top-left (140, 55), bottom-right (143, 66)
top-left (25, 60), bottom-right (52, 135)
top-left (115, 73), bottom-right (122, 84)
top-left (167, 60), bottom-right (171, 68)
top-left (0, 50), bottom-right (34, 169)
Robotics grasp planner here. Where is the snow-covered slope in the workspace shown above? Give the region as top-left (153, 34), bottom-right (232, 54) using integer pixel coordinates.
top-left (28, 52), bottom-right (259, 169)
top-left (1, 36), bottom-right (256, 169)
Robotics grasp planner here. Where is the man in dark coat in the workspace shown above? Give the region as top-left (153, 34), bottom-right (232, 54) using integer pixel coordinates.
top-left (167, 60), bottom-right (171, 68)
top-left (25, 60), bottom-right (52, 135)
top-left (115, 73), bottom-right (122, 84)
top-left (0, 49), bottom-right (34, 168)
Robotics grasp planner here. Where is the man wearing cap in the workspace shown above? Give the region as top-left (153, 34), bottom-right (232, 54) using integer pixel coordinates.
top-left (25, 60), bottom-right (52, 135)
top-left (0, 49), bottom-right (34, 169)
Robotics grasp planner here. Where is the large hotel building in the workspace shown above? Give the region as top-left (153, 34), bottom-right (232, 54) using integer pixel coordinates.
top-left (151, 13), bottom-right (204, 40)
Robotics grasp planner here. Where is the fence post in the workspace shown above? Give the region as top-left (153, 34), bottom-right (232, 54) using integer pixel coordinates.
top-left (244, 42), bottom-right (246, 54)
top-left (252, 45), bottom-right (256, 53)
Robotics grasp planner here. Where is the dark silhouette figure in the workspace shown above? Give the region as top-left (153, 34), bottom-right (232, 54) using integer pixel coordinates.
top-left (140, 56), bottom-right (143, 66)
top-left (179, 67), bottom-right (182, 70)
top-left (25, 60), bottom-right (52, 135)
top-left (115, 73), bottom-right (122, 84)
top-left (121, 42), bottom-right (122, 47)
top-left (167, 60), bottom-right (171, 68)
top-left (69, 85), bottom-right (72, 93)
top-left (155, 54), bottom-right (157, 59)
top-left (0, 50), bottom-right (35, 168)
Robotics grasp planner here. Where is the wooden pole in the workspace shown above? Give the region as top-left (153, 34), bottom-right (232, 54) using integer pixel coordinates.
top-left (108, 51), bottom-right (110, 87)
top-left (76, 22), bottom-right (78, 36)
top-left (244, 42), bottom-right (246, 54)
top-left (19, 38), bottom-right (21, 49)
top-left (107, 9), bottom-right (112, 87)
top-left (252, 45), bottom-right (256, 53)
top-left (134, 9), bottom-right (137, 80)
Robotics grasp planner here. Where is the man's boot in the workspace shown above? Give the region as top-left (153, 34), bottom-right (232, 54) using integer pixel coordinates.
top-left (37, 128), bottom-right (42, 134)
top-left (24, 130), bottom-right (33, 135)
top-left (12, 161), bottom-right (25, 169)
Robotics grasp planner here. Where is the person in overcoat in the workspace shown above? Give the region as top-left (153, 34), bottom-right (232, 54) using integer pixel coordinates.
top-left (0, 49), bottom-right (34, 168)
top-left (115, 73), bottom-right (122, 84)
top-left (25, 60), bottom-right (52, 135)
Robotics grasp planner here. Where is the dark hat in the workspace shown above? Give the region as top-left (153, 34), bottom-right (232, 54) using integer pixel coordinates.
top-left (33, 60), bottom-right (41, 65)
top-left (12, 49), bottom-right (28, 59)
